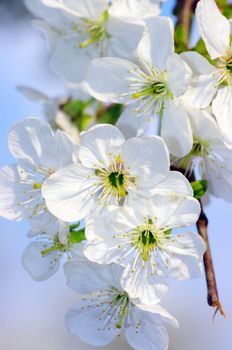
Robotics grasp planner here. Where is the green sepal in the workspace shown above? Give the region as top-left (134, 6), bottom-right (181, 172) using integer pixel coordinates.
top-left (62, 98), bottom-right (94, 132)
top-left (193, 39), bottom-right (213, 63)
top-left (69, 228), bottom-right (86, 244)
top-left (174, 24), bottom-right (188, 53)
top-left (191, 180), bottom-right (208, 199)
top-left (97, 103), bottom-right (123, 125)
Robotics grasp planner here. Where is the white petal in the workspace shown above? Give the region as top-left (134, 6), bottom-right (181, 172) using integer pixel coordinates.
top-left (186, 107), bottom-right (221, 141)
top-left (212, 87), bottom-right (232, 145)
top-left (17, 86), bottom-right (49, 103)
top-left (61, 0), bottom-right (108, 19)
top-left (166, 54), bottom-right (192, 97)
top-left (196, 0), bottom-right (230, 59)
top-left (85, 57), bottom-right (140, 103)
top-left (180, 51), bottom-right (218, 108)
top-left (22, 241), bottom-right (60, 281)
top-left (107, 17), bottom-right (144, 62)
top-left (109, 0), bottom-right (160, 19)
top-left (116, 105), bottom-right (150, 139)
top-left (0, 165), bottom-right (26, 221)
top-left (151, 171), bottom-right (193, 197)
top-left (148, 196), bottom-right (200, 228)
top-left (121, 262), bottom-right (168, 304)
top-left (27, 211), bottom-right (62, 237)
top-left (205, 158), bottom-right (232, 202)
top-left (125, 316), bottom-right (169, 350)
top-left (52, 129), bottom-right (75, 168)
top-left (55, 111), bottom-right (80, 144)
top-left (79, 124), bottom-right (125, 168)
top-left (161, 101), bottom-right (193, 157)
top-left (64, 260), bottom-right (123, 294)
top-left (8, 117), bottom-right (54, 168)
top-left (165, 231), bottom-right (206, 280)
top-left (135, 303), bottom-right (178, 327)
top-left (25, 0), bottom-right (67, 29)
top-left (42, 163), bottom-right (95, 221)
top-left (65, 300), bottom-right (118, 346)
top-left (121, 136), bottom-right (170, 191)
top-left (137, 16), bottom-right (174, 71)
top-left (50, 37), bottom-right (96, 83)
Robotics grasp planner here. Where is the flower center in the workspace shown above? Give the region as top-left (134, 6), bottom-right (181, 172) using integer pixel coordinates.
top-left (177, 138), bottom-right (211, 175)
top-left (108, 171), bottom-right (125, 196)
top-left (216, 48), bottom-right (232, 86)
top-left (109, 288), bottom-right (130, 329)
top-left (79, 10), bottom-right (110, 49)
top-left (191, 139), bottom-right (210, 158)
top-left (132, 81), bottom-right (168, 99)
top-left (226, 61), bottom-right (232, 73)
top-left (95, 155), bottom-right (137, 204)
top-left (132, 218), bottom-right (171, 262)
top-left (126, 65), bottom-right (173, 116)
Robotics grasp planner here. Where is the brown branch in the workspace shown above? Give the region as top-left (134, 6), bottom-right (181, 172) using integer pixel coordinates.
top-left (197, 204), bottom-right (225, 318)
top-left (171, 166), bottom-right (224, 317)
top-left (176, 0), bottom-right (194, 47)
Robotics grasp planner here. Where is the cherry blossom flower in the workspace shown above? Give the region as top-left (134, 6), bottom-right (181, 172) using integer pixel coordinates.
top-left (85, 16), bottom-right (193, 157)
top-left (42, 124), bottom-right (193, 222)
top-left (0, 117), bottom-right (75, 232)
top-left (25, 0), bottom-right (146, 83)
top-left (84, 195), bottom-right (204, 304)
top-left (64, 260), bottom-right (178, 349)
top-left (181, 0), bottom-right (232, 144)
top-left (177, 107), bottom-right (232, 202)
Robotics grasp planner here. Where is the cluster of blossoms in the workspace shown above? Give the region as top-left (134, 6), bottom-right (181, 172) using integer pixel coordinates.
top-left (1, 0), bottom-right (231, 349)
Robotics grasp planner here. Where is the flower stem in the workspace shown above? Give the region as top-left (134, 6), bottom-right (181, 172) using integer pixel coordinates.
top-left (176, 0), bottom-right (194, 47)
top-left (197, 204), bottom-right (225, 318)
top-left (170, 165), bottom-right (224, 317)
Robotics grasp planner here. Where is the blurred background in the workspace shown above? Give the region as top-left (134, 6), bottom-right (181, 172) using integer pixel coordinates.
top-left (0, 1), bottom-right (231, 349)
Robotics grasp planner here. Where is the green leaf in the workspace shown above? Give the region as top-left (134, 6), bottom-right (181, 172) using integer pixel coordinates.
top-left (193, 39), bottom-right (213, 63)
top-left (69, 228), bottom-right (86, 244)
top-left (191, 180), bottom-right (208, 199)
top-left (97, 103), bottom-right (123, 125)
top-left (174, 24), bottom-right (188, 53)
top-left (62, 98), bottom-right (94, 132)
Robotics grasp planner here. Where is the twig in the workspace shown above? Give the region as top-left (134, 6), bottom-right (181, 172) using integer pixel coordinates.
top-left (197, 203), bottom-right (225, 318)
top-left (176, 0), bottom-right (194, 47)
top-left (171, 166), bottom-right (224, 317)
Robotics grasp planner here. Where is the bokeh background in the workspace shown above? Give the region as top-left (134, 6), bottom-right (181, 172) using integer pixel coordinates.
top-left (0, 1), bottom-right (231, 349)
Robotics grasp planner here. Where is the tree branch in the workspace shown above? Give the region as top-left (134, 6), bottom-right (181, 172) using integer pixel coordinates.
top-left (171, 166), bottom-right (224, 317)
top-left (176, 0), bottom-right (194, 47)
top-left (197, 203), bottom-right (225, 318)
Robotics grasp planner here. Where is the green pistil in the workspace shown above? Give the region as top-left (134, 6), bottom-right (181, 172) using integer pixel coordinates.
top-left (41, 242), bottom-right (66, 256)
top-left (226, 62), bottom-right (232, 73)
top-left (41, 226), bottom-right (85, 257)
top-left (33, 183), bottom-right (42, 189)
top-left (108, 172), bottom-right (126, 198)
top-left (191, 139), bottom-right (210, 157)
top-left (80, 10), bottom-right (110, 48)
top-left (133, 81), bottom-right (167, 99)
top-left (115, 294), bottom-right (129, 329)
top-left (140, 230), bottom-right (157, 261)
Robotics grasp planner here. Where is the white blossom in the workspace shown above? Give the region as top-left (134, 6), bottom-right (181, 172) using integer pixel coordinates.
top-left (42, 123), bottom-right (193, 222)
top-left (19, 86), bottom-right (80, 143)
top-left (0, 117), bottom-right (75, 232)
top-left (177, 107), bottom-right (232, 202)
top-left (181, 0), bottom-right (232, 144)
top-left (85, 16), bottom-right (193, 157)
top-left (64, 260), bottom-right (178, 349)
top-left (22, 221), bottom-right (85, 281)
top-left (25, 0), bottom-right (146, 83)
top-left (84, 195), bottom-right (204, 304)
